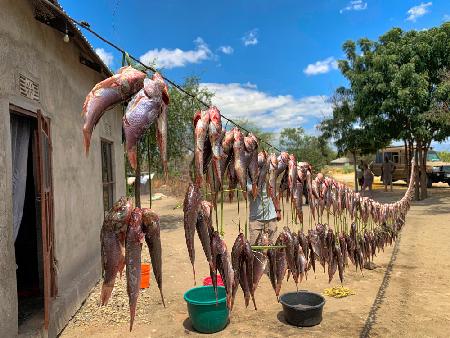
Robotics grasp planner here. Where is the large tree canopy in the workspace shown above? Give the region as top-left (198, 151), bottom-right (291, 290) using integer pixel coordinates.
top-left (279, 127), bottom-right (335, 172)
top-left (334, 22), bottom-right (450, 199)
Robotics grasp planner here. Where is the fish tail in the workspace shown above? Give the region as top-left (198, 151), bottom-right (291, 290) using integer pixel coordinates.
top-left (192, 265), bottom-right (197, 286)
top-left (159, 288), bottom-right (166, 308)
top-left (100, 284), bottom-right (113, 306)
top-left (129, 302), bottom-right (136, 331)
top-left (83, 126), bottom-right (92, 155)
top-left (128, 148), bottom-right (137, 170)
top-left (251, 293), bottom-right (257, 311)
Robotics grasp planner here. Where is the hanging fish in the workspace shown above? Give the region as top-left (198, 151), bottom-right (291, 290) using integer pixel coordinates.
top-left (194, 109), bottom-right (210, 185)
top-left (100, 197), bottom-right (132, 306)
top-left (209, 107), bottom-right (224, 188)
top-left (126, 208), bottom-right (145, 331)
top-left (123, 73), bottom-right (169, 170)
top-left (142, 208), bottom-right (165, 307)
top-left (82, 66), bottom-right (146, 154)
top-left (183, 183), bottom-right (202, 284)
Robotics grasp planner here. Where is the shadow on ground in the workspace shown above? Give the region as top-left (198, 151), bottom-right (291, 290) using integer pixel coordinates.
top-left (159, 215), bottom-right (182, 231)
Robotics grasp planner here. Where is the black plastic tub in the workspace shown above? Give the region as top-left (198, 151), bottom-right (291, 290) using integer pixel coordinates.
top-left (279, 291), bottom-right (325, 327)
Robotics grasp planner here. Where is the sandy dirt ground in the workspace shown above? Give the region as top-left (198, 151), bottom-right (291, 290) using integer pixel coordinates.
top-left (61, 181), bottom-right (450, 338)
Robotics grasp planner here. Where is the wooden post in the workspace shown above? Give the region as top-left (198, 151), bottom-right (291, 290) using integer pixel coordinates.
top-left (414, 141), bottom-right (420, 201)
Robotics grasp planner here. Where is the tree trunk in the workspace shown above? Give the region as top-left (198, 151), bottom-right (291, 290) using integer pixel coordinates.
top-left (414, 141), bottom-right (420, 201)
top-left (135, 144), bottom-right (141, 208)
top-left (420, 142), bottom-right (429, 200)
top-left (408, 139), bottom-right (414, 183)
top-left (404, 139), bottom-right (410, 184)
top-left (353, 151), bottom-right (358, 192)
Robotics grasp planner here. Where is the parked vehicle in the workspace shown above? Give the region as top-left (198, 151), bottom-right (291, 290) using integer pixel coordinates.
top-left (370, 146), bottom-right (450, 188)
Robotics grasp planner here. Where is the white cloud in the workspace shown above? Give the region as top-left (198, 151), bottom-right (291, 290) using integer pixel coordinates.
top-left (218, 46), bottom-right (234, 55)
top-left (340, 0), bottom-right (368, 14)
top-left (406, 2), bottom-right (432, 22)
top-left (139, 37), bottom-right (212, 69)
top-left (443, 14), bottom-right (450, 21)
top-left (95, 48), bottom-right (114, 67)
top-left (199, 82), bottom-right (331, 132)
top-left (303, 57), bottom-right (338, 76)
top-left (242, 29), bottom-right (258, 46)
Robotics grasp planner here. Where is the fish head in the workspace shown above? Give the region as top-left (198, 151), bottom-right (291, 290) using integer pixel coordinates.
top-left (208, 106), bottom-right (222, 127)
top-left (244, 133), bottom-right (258, 152)
top-left (113, 198), bottom-right (133, 225)
top-left (279, 152), bottom-right (289, 164)
top-left (233, 128), bottom-right (244, 146)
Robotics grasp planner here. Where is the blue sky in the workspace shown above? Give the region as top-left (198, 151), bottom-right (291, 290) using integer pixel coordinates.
top-left (60, 0), bottom-right (450, 150)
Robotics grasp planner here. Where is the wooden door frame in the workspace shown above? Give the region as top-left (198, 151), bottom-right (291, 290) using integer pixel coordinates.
top-left (9, 104), bottom-right (56, 330)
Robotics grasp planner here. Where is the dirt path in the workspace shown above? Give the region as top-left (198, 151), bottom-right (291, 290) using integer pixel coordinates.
top-left (61, 185), bottom-right (450, 338)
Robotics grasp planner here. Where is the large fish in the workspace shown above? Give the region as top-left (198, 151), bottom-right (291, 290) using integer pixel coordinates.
top-left (287, 154), bottom-right (298, 198)
top-left (267, 244), bottom-right (278, 297)
top-left (208, 107), bottom-right (224, 188)
top-left (274, 237), bottom-right (287, 298)
top-left (257, 151), bottom-right (269, 193)
top-left (142, 208), bottom-right (165, 307)
top-left (248, 151), bottom-right (259, 199)
top-left (280, 228), bottom-right (297, 285)
top-left (252, 232), bottom-right (269, 294)
top-left (219, 129), bottom-right (235, 182)
top-left (267, 154), bottom-right (281, 212)
top-left (183, 183), bottom-right (202, 284)
top-left (276, 152), bottom-right (289, 176)
top-left (126, 208), bottom-right (144, 331)
top-left (196, 201), bottom-right (214, 266)
top-left (100, 197), bottom-right (132, 306)
top-left (227, 156), bottom-right (238, 202)
top-left (194, 109), bottom-right (211, 185)
top-left (242, 238), bottom-right (256, 310)
top-left (231, 233), bottom-right (245, 310)
top-left (233, 129), bottom-right (253, 200)
top-left (82, 66), bottom-right (146, 154)
top-left (123, 73), bottom-right (168, 169)
top-left (211, 231), bottom-right (234, 310)
top-left (245, 133), bottom-right (259, 199)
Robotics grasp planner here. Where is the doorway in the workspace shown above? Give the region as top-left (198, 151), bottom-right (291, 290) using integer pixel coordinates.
top-left (11, 107), bottom-right (55, 332)
top-left (10, 113), bottom-right (44, 327)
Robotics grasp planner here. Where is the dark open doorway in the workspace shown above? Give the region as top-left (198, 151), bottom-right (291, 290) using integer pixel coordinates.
top-left (10, 112), bottom-right (44, 329)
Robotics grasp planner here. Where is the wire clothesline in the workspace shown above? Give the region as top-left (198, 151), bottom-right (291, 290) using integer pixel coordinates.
top-left (40, 0), bottom-right (281, 153)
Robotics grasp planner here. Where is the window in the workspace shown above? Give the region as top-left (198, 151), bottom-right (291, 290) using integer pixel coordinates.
top-left (101, 140), bottom-right (114, 213)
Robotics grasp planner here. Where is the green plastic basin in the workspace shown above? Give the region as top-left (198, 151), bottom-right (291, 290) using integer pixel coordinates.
top-left (183, 286), bottom-right (229, 333)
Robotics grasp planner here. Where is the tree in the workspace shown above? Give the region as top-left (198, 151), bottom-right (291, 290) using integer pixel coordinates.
top-left (337, 23), bottom-right (450, 199)
top-left (279, 127), bottom-right (335, 172)
top-left (319, 87), bottom-right (390, 190)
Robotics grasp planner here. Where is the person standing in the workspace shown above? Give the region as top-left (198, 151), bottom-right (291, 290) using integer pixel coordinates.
top-left (357, 160), bottom-right (364, 190)
top-left (247, 177), bottom-right (281, 245)
top-left (381, 156), bottom-right (396, 192)
top-left (361, 163), bottom-right (374, 197)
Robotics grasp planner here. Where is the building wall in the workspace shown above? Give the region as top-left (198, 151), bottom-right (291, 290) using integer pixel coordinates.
top-left (0, 1), bottom-right (126, 336)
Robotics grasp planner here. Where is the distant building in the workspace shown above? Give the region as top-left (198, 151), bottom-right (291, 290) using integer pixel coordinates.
top-left (330, 157), bottom-right (354, 167)
top-left (0, 1), bottom-right (125, 336)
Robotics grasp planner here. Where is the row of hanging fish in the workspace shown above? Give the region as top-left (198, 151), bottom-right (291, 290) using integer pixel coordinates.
top-left (307, 159), bottom-right (416, 226)
top-left (82, 66), bottom-right (170, 174)
top-left (184, 129), bottom-right (417, 306)
top-left (100, 197), bottom-right (165, 331)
